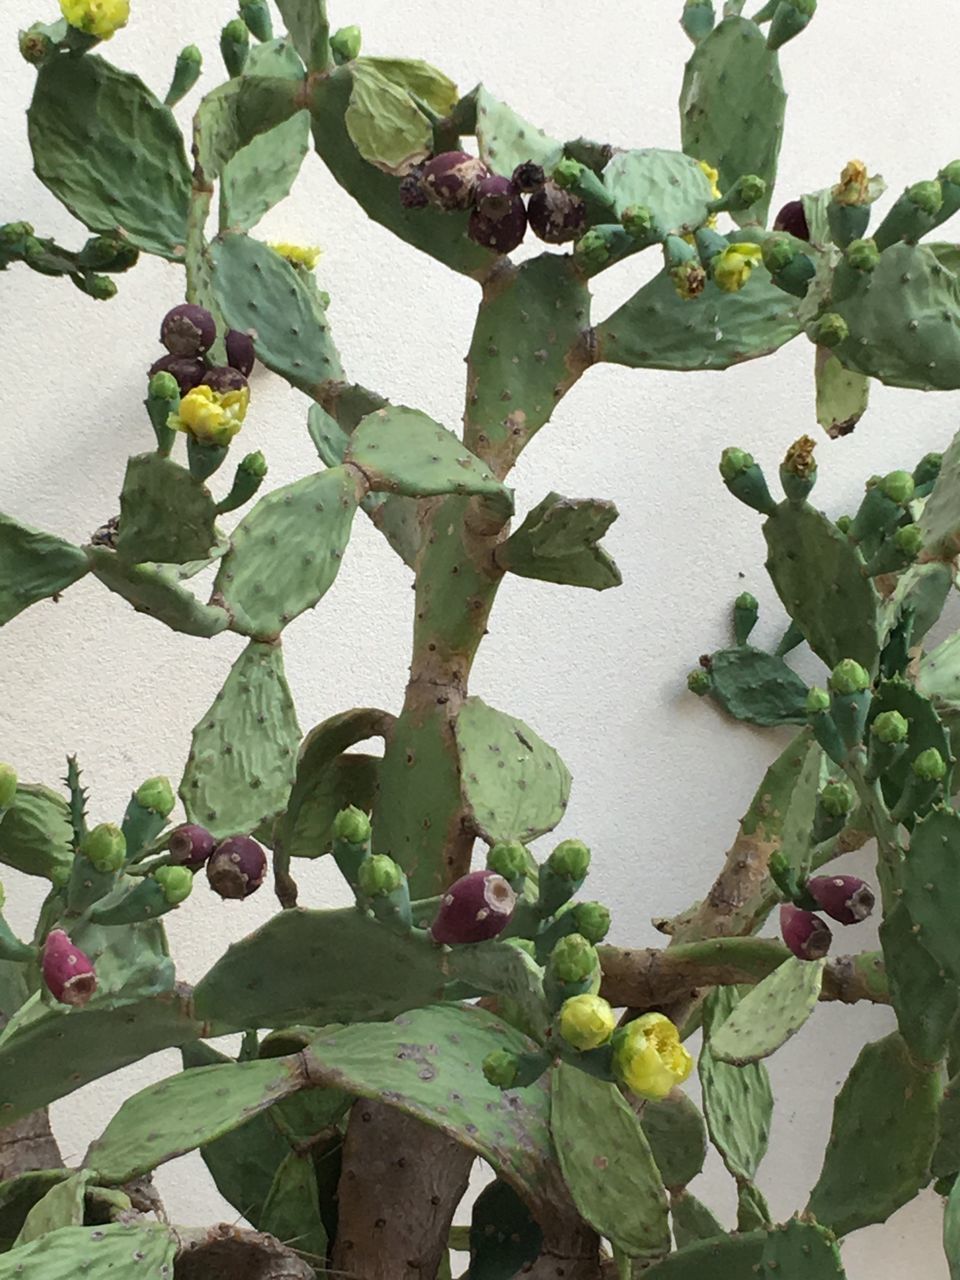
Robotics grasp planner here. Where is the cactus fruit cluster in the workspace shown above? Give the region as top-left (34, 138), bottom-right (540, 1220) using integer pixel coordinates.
top-left (5, 0), bottom-right (960, 1277)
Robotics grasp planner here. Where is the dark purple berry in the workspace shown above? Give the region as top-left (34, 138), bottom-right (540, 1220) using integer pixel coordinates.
top-left (149, 353), bottom-right (206, 395)
top-left (419, 151), bottom-right (488, 211)
top-left (430, 870), bottom-right (516, 945)
top-left (527, 182), bottom-right (587, 245)
top-left (168, 823), bottom-right (216, 871)
top-left (200, 365), bottom-right (249, 394)
top-left (468, 199), bottom-right (527, 254)
top-left (225, 329), bottom-right (256, 377)
top-left (474, 175), bottom-right (516, 221)
top-left (773, 199), bottom-right (811, 242)
top-left (399, 169), bottom-right (430, 209)
top-left (160, 303), bottom-right (216, 357)
top-left (206, 835), bottom-right (267, 899)
top-left (806, 875), bottom-right (875, 925)
top-left (512, 161), bottom-right (546, 194)
top-left (780, 903), bottom-right (832, 961)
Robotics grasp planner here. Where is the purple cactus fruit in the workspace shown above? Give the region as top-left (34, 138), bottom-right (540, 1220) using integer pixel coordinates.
top-left (527, 182), bottom-right (587, 245)
top-left (512, 160), bottom-right (546, 194)
top-left (225, 329), bottom-right (256, 377)
top-left (419, 151), bottom-right (489, 211)
top-left (200, 365), bottom-right (249, 395)
top-left (168, 823), bottom-right (217, 871)
top-left (780, 903), bottom-right (832, 961)
top-left (806, 875), bottom-right (875, 925)
top-left (149, 352), bottom-right (207, 395)
top-left (160, 303), bottom-right (217, 357)
top-left (474, 175), bottom-right (516, 221)
top-left (429, 870), bottom-right (517, 945)
top-left (42, 929), bottom-right (97, 1007)
top-left (398, 168), bottom-right (430, 209)
top-left (206, 835), bottom-right (267, 899)
top-left (468, 199), bottom-right (528, 254)
top-left (773, 199), bottom-right (811, 242)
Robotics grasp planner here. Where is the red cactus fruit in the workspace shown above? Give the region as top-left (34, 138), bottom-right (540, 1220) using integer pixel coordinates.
top-left (419, 151), bottom-right (489, 211)
top-left (42, 929), bottom-right (97, 1007)
top-left (806, 875), bottom-right (875, 925)
top-left (206, 835), bottom-right (267, 899)
top-left (430, 870), bottom-right (517, 945)
top-left (168, 823), bottom-right (217, 870)
top-left (160, 303), bottom-right (217, 357)
top-left (780, 903), bottom-right (832, 961)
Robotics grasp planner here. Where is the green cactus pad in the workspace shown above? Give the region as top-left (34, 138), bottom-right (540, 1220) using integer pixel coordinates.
top-left (736, 1179), bottom-right (771, 1231)
top-left (213, 467), bottom-right (358, 639)
top-left (807, 1032), bottom-right (940, 1236)
top-left (86, 1057), bottom-right (303, 1185)
top-left (669, 1190), bottom-right (724, 1248)
top-left (28, 56), bottom-right (190, 259)
top-left (310, 69), bottom-right (492, 275)
top-left (551, 1062), bottom-right (670, 1256)
top-left (345, 62), bottom-right (433, 174)
top-left (596, 254), bottom-right (800, 371)
top-left (899, 807), bottom-right (960, 985)
top-left (180, 640), bottom-right (301, 838)
top-left (699, 987), bottom-right (773, 1180)
top-left (66, 912), bottom-right (175, 1002)
top-left (470, 85), bottom-right (563, 176)
top-left (934, 1073), bottom-right (960, 1182)
top-left (259, 1149), bottom-right (329, 1264)
top-left (0, 993), bottom-right (202, 1124)
top-left (210, 232), bottom-right (343, 394)
top-left (945, 1179), bottom-right (960, 1280)
top-left (346, 405), bottom-right (511, 505)
top-left (639, 1091), bottom-right (708, 1190)
top-left (0, 783), bottom-right (73, 882)
top-left (303, 1004), bottom-right (556, 1206)
top-left (880, 562), bottom-right (952, 653)
top-left (360, 57), bottom-right (458, 116)
top-left (815, 348), bottom-right (870, 438)
top-left (446, 940), bottom-right (547, 1042)
top-left (602, 148), bottom-right (713, 233)
top-left (0, 1171), bottom-right (71, 1253)
top-left (194, 73), bottom-right (304, 182)
top-left (13, 1172), bottom-right (89, 1247)
top-left (274, 0), bottom-right (330, 69)
top-left (115, 453), bottom-right (219, 566)
top-left (0, 513), bottom-right (88, 626)
top-left (0, 1222), bottom-right (178, 1278)
top-left (709, 956), bottom-right (825, 1065)
top-left (761, 1219), bottom-right (845, 1277)
top-left (455, 696), bottom-right (572, 845)
top-left (497, 492), bottom-right (621, 591)
top-left (221, 111), bottom-right (310, 232)
top-left (763, 502), bottom-right (880, 670)
top-left (679, 17), bottom-right (785, 226)
top-left (629, 1230), bottom-right (766, 1278)
top-left (469, 1178), bottom-right (542, 1279)
top-left (920, 423), bottom-right (960, 558)
top-left (702, 646), bottom-right (809, 726)
top-left (919, 629), bottom-right (960, 710)
top-left (86, 547), bottom-right (230, 638)
top-left (867, 677), bottom-right (952, 805)
top-left (193, 903), bottom-right (448, 1028)
top-left (880, 902), bottom-right (958, 1065)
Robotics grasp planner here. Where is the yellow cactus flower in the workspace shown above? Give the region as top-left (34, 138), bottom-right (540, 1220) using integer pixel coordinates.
top-left (833, 159), bottom-right (870, 206)
top-left (558, 994), bottom-right (617, 1051)
top-left (713, 242), bottom-right (763, 294)
top-left (269, 242), bottom-right (323, 270)
top-left (612, 1012), bottom-right (693, 1101)
top-left (59, 0), bottom-right (130, 39)
top-left (697, 160), bottom-right (722, 200)
top-left (168, 384), bottom-right (249, 447)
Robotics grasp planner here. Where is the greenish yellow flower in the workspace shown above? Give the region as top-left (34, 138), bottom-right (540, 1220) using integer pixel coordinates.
top-left (169, 384), bottom-right (249, 447)
top-left (697, 160), bottom-right (722, 200)
top-left (558, 994), bottom-right (617, 1051)
top-left (59, 0), bottom-right (130, 39)
top-left (612, 1013), bottom-right (693, 1100)
top-left (833, 159), bottom-right (870, 206)
top-left (269, 242), bottom-right (323, 270)
top-left (713, 242), bottom-right (763, 294)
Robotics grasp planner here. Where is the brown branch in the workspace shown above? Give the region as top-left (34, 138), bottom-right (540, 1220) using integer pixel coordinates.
top-left (0, 1110), bottom-right (61, 1181)
top-left (175, 1225), bottom-right (314, 1280)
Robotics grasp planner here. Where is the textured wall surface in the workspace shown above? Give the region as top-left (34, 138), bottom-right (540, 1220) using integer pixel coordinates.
top-left (1, 1), bottom-right (958, 1273)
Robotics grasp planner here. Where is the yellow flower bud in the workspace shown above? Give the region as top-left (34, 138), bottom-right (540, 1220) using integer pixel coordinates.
top-left (697, 159), bottom-right (722, 201)
top-left (269, 242), bottom-right (323, 270)
top-left (168, 384), bottom-right (249, 447)
top-left (59, 0), bottom-right (130, 39)
top-left (612, 1012), bottom-right (693, 1101)
top-left (713, 242), bottom-right (763, 294)
top-left (558, 994), bottom-right (617, 1051)
top-left (833, 159), bottom-right (870, 206)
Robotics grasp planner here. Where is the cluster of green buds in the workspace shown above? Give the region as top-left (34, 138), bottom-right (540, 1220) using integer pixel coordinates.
top-left (0, 220), bottom-right (138, 299)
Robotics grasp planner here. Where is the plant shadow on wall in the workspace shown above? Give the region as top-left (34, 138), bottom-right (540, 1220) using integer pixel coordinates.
top-left (4, 0), bottom-right (960, 1276)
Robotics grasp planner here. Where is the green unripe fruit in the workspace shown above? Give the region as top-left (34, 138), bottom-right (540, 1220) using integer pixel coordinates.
top-left (239, 0), bottom-right (273, 41)
top-left (358, 854), bottom-right (404, 898)
top-left (735, 174), bottom-right (766, 205)
top-left (505, 937), bottom-right (536, 959)
top-left (149, 371), bottom-right (179, 401)
top-left (719, 447), bottom-right (754, 482)
top-left (621, 205), bottom-right (656, 240)
top-left (811, 312), bottom-right (849, 348)
top-left (913, 748), bottom-right (947, 782)
top-left (154, 865), bottom-right (194, 905)
top-left (687, 669), bottom-right (712, 695)
top-left (553, 158), bottom-right (585, 190)
top-left (574, 229), bottom-right (611, 270)
top-left (82, 823), bottom-right (126, 873)
top-left (880, 470), bottom-right (915, 505)
top-left (762, 234), bottom-right (798, 274)
top-left (482, 1049), bottom-right (519, 1089)
top-left (828, 659), bottom-right (871, 696)
top-left (547, 839), bottom-right (591, 881)
top-left (914, 452), bottom-right (943, 488)
top-left (330, 24), bottom-right (362, 62)
top-left (549, 933), bottom-right (598, 983)
top-left (571, 901), bottom-right (612, 943)
top-left (178, 42), bottom-right (202, 66)
top-left (333, 805), bottom-right (371, 845)
top-left (166, 45), bottom-right (203, 107)
top-left (845, 237), bottom-right (880, 271)
top-left (239, 450), bottom-right (268, 479)
top-left (908, 180), bottom-right (943, 215)
top-left (893, 523), bottom-right (923, 558)
top-left (487, 841), bottom-right (527, 881)
top-left (135, 776), bottom-right (175, 816)
top-left (819, 780), bottom-right (855, 818)
top-left (0, 764), bottom-right (17, 810)
top-left (940, 161), bottom-right (960, 187)
top-left (872, 710), bottom-right (909, 744)
top-left (735, 591), bottom-right (758, 611)
top-left (220, 18), bottom-right (249, 76)
top-left (77, 274), bottom-right (118, 301)
top-left (835, 515), bottom-right (853, 534)
top-left (806, 686), bottom-right (831, 713)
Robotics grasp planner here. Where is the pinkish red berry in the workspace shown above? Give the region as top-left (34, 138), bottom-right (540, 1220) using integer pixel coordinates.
top-left (168, 823), bottom-right (216, 870)
top-left (430, 870), bottom-right (516, 945)
top-left (206, 835), bottom-right (267, 899)
top-left (806, 875), bottom-right (875, 925)
top-left (42, 930), bottom-right (97, 1007)
top-left (773, 199), bottom-right (810, 241)
top-left (780, 903), bottom-right (832, 961)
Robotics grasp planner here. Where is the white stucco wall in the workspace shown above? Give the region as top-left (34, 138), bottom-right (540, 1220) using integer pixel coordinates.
top-left (1, 0), bottom-right (958, 1272)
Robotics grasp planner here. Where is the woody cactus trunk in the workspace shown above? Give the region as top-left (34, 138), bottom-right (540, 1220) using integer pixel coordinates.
top-left (6, 0), bottom-right (960, 1276)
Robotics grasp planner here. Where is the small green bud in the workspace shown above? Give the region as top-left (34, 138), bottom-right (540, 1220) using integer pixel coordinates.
top-left (220, 17), bottom-right (250, 76)
top-left (835, 515), bottom-right (853, 534)
top-left (148, 371), bottom-right (179, 401)
top-left (82, 823), bottom-right (126, 873)
top-left (0, 764), bottom-right (17, 810)
top-left (908, 179), bottom-right (943, 216)
top-left (735, 591), bottom-right (758, 611)
top-left (482, 1049), bottom-right (519, 1089)
top-left (571, 901), bottom-right (611, 944)
top-left (239, 450), bottom-right (267, 479)
top-left (719, 446), bottom-right (754, 482)
top-left (940, 161), bottom-right (960, 188)
top-left (333, 806), bottom-right (371, 846)
top-left (893, 523), bottom-right (923, 558)
top-left (358, 854), bottom-right (404, 898)
top-left (845, 238), bottom-right (880, 271)
top-left (913, 452), bottom-right (943, 488)
top-left (487, 841), bottom-right (528, 881)
top-left (78, 236), bottom-right (139, 272)
top-left (239, 0), bottom-right (273, 42)
top-left (621, 205), bottom-right (656, 241)
top-left (880, 470), bottom-right (915, 505)
top-left (547, 839), bottom-right (591, 881)
top-left (913, 748), bottom-right (947, 782)
top-left (806, 686), bottom-right (831, 714)
top-left (549, 933), bottom-right (598, 983)
top-left (762, 233), bottom-right (799, 274)
top-left (811, 312), bottom-right (849, 348)
top-left (135, 776), bottom-right (175, 817)
top-left (178, 42), bottom-right (202, 66)
top-left (687, 669), bottom-right (712, 695)
top-left (574, 228), bottom-right (611, 270)
top-left (553, 158), bottom-right (584, 190)
top-left (166, 45), bottom-right (203, 107)
top-left (75, 274), bottom-right (118, 301)
top-left (19, 27), bottom-right (55, 65)
top-left (819, 780), bottom-right (855, 818)
top-left (0, 222), bottom-right (33, 247)
top-left (828, 659), bottom-right (871, 696)
top-left (735, 174), bottom-right (766, 206)
top-left (872, 709), bottom-right (909, 744)
top-left (330, 24), bottom-right (362, 62)
top-left (154, 864), bottom-right (194, 905)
